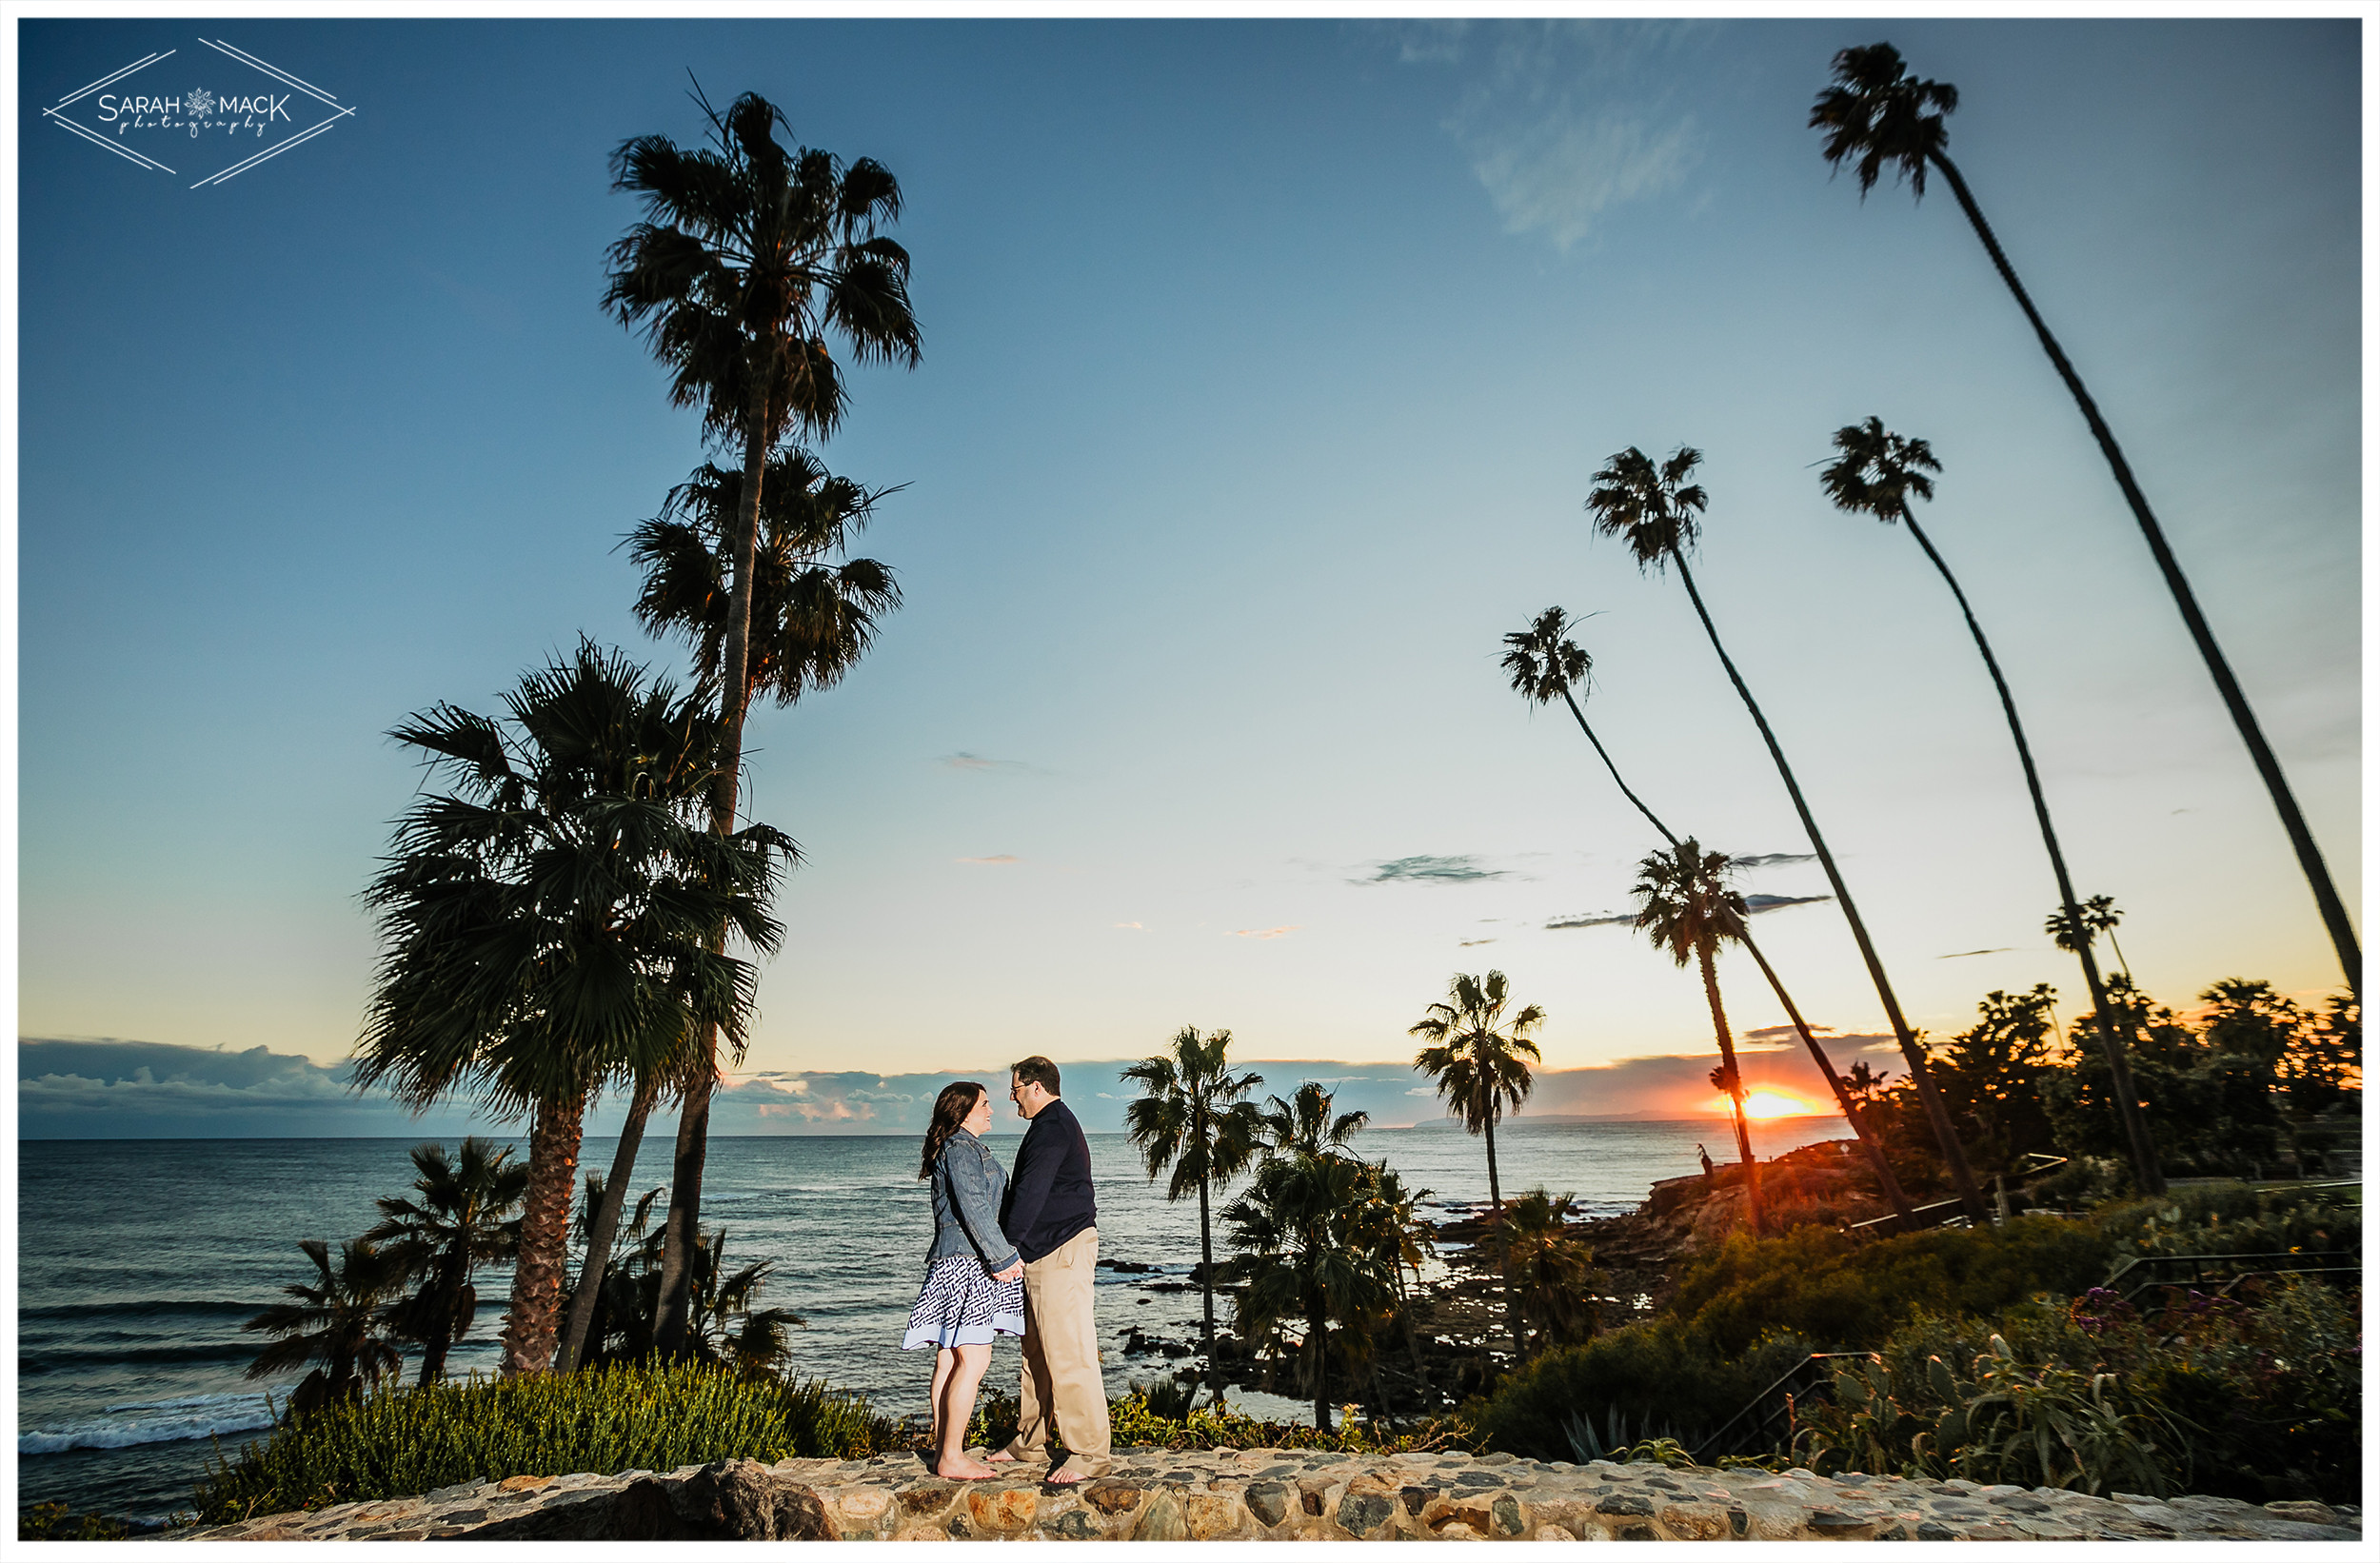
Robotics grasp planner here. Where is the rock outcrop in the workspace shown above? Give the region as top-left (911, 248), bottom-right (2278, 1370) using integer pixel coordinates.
top-left (157, 1448), bottom-right (2363, 1542)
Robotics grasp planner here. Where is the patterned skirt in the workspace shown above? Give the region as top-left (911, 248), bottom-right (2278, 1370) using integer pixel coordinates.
top-left (902, 1254), bottom-right (1026, 1350)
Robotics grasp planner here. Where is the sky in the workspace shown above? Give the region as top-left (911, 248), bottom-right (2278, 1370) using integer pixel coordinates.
top-left (13, 15), bottom-right (2362, 1137)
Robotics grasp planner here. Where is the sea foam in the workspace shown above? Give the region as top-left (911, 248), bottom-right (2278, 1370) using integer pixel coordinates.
top-left (19, 1391), bottom-right (278, 1454)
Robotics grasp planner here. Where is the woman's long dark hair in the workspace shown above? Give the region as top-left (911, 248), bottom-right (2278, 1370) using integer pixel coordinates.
top-left (920, 1081), bottom-right (987, 1179)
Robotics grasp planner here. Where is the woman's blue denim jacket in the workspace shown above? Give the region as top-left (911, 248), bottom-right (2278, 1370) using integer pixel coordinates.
top-left (931, 1128), bottom-right (1020, 1274)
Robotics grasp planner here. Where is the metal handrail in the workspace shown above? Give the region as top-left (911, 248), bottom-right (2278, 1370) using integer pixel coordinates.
top-left (2104, 1250), bottom-right (2357, 1303)
top-left (1696, 1352), bottom-right (1868, 1461)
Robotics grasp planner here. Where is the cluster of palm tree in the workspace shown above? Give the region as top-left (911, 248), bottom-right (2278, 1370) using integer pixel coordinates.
top-left (244, 1139), bottom-right (526, 1414)
top-left (347, 85), bottom-right (922, 1379)
top-left (1485, 41), bottom-right (2361, 1219)
top-left (1121, 1031), bottom-right (1437, 1432)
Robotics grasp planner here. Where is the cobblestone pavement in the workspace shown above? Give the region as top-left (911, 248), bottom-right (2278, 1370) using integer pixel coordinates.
top-left (160, 1447), bottom-right (2365, 1542)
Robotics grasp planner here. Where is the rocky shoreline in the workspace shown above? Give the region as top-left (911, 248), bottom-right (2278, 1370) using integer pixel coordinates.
top-left (156, 1447), bottom-right (2365, 1542)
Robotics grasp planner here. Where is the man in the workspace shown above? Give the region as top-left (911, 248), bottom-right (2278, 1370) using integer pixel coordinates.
top-left (987, 1055), bottom-right (1110, 1483)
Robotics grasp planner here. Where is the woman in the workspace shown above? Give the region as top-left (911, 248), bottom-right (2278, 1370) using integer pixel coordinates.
top-left (904, 1080), bottom-right (1026, 1478)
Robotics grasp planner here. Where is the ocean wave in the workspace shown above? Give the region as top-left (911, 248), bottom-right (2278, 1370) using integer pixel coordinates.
top-left (20, 1298), bottom-right (259, 1321)
top-left (20, 1391), bottom-right (278, 1454)
top-left (19, 1341), bottom-right (259, 1375)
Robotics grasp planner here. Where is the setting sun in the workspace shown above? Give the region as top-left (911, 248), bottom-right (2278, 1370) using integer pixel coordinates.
top-left (1709, 1090), bottom-right (1821, 1120)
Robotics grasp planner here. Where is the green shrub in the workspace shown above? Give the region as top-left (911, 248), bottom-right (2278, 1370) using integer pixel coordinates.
top-left (19, 1503), bottom-right (134, 1540)
top-left (966, 1385), bottom-right (1472, 1459)
top-left (1468, 1321), bottom-right (1815, 1460)
top-left (1664, 1217), bottom-right (2109, 1357)
top-left (2093, 1183), bottom-right (2359, 1266)
top-left (193, 1361), bottom-right (891, 1522)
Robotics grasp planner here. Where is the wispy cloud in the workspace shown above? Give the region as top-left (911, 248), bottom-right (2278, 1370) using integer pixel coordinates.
top-left (1395, 20), bottom-right (1706, 253)
top-left (1546, 909), bottom-right (1634, 930)
top-left (1227, 926), bottom-right (1299, 940)
top-left (1458, 938), bottom-right (1497, 947)
top-left (1361, 855), bottom-right (1508, 885)
top-left (1733, 852), bottom-right (1817, 870)
top-left (1116, 920), bottom-right (1144, 931)
top-left (1938, 947), bottom-right (2015, 960)
top-left (1745, 893), bottom-right (1830, 915)
top-left (956, 854), bottom-right (1020, 865)
top-left (939, 751), bottom-right (1025, 774)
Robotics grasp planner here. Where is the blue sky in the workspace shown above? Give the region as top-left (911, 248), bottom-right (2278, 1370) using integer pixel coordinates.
top-left (15, 17), bottom-right (2360, 1134)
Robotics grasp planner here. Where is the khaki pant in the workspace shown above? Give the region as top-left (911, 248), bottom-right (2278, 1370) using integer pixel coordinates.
top-left (1001, 1226), bottom-right (1109, 1475)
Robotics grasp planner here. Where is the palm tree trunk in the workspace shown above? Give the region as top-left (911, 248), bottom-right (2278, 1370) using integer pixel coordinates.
top-left (1555, 689), bottom-right (1914, 1221)
top-left (1697, 940), bottom-right (1764, 1235)
top-left (657, 375), bottom-right (773, 1353)
top-left (1733, 929), bottom-right (1917, 1223)
top-left (502, 1086), bottom-right (589, 1376)
top-left (1928, 148), bottom-right (2358, 1003)
top-left (1310, 1305), bottom-right (1331, 1431)
top-left (1482, 1110), bottom-right (1524, 1360)
top-left (1897, 509), bottom-right (2166, 1195)
top-left (558, 1073), bottom-right (661, 1374)
top-left (1668, 546), bottom-right (1990, 1221)
top-left (1197, 1169), bottom-right (1220, 1407)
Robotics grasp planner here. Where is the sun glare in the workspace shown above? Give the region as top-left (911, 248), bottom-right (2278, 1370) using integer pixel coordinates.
top-left (1709, 1090), bottom-right (1820, 1120)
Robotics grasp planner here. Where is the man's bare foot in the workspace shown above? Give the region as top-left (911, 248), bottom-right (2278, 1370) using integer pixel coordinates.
top-left (1045, 1459), bottom-right (1103, 1486)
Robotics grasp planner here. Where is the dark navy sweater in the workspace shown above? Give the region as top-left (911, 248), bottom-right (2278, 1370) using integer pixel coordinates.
top-left (1001, 1098), bottom-right (1098, 1262)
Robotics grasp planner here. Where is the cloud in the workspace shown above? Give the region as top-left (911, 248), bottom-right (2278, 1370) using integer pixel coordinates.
top-left (1732, 853), bottom-right (1817, 870)
top-left (1116, 920), bottom-right (1144, 930)
top-left (1398, 20), bottom-right (1706, 252)
top-left (939, 751), bottom-right (1024, 773)
top-left (1745, 893), bottom-right (1830, 915)
top-left (1227, 926), bottom-right (1299, 940)
top-left (1938, 947), bottom-right (2016, 959)
top-left (18, 1039), bottom-right (494, 1138)
top-left (1458, 938), bottom-right (1497, 947)
top-left (1545, 909), bottom-right (1634, 929)
top-left (955, 854), bottom-right (1020, 865)
top-left (1361, 855), bottom-right (1508, 885)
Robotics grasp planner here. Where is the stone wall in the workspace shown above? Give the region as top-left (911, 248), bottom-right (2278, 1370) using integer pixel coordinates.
top-left (158, 1447), bottom-right (2361, 1542)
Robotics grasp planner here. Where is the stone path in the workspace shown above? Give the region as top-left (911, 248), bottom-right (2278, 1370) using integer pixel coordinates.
top-left (160, 1447), bottom-right (2364, 1542)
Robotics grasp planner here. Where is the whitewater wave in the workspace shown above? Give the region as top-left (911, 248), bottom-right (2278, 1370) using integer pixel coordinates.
top-left (20, 1391), bottom-right (279, 1454)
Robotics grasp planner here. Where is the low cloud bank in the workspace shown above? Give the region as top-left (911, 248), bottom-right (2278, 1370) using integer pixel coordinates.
top-left (25, 1038), bottom-right (1874, 1139)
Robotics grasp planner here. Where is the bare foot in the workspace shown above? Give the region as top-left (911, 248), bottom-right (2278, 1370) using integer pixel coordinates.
top-left (1045, 1461), bottom-right (1100, 1486)
top-left (937, 1455), bottom-right (1000, 1481)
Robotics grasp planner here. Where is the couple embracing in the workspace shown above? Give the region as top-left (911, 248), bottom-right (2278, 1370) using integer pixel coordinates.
top-left (903, 1057), bottom-right (1111, 1483)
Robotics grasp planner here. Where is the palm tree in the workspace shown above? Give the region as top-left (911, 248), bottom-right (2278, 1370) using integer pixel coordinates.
top-left (1501, 1188), bottom-right (1597, 1354)
top-left (605, 89), bottom-right (922, 1347)
top-left (353, 643), bottom-right (794, 1375)
top-left (2047, 894), bottom-right (2132, 981)
top-left (1588, 445), bottom-right (1989, 1221)
top-left (1823, 417), bottom-right (2164, 1194)
top-left (1121, 1025), bottom-right (1265, 1406)
top-left (243, 1238), bottom-right (408, 1421)
top-left (1408, 969), bottom-right (1541, 1357)
top-left (365, 1138), bottom-right (528, 1384)
top-left (1222, 1086), bottom-right (1396, 1431)
top-left (568, 452), bottom-right (901, 1367)
top-left (1632, 841), bottom-right (1765, 1235)
top-left (1354, 1160), bottom-right (1438, 1393)
top-left (1502, 608), bottom-right (1915, 1224)
top-left (1811, 44), bottom-right (2358, 1001)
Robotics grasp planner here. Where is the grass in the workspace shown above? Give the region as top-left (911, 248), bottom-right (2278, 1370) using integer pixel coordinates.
top-left (192, 1361), bottom-right (891, 1524)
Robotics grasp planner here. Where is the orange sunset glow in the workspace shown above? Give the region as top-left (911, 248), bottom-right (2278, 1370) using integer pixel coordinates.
top-left (1708, 1090), bottom-right (1823, 1120)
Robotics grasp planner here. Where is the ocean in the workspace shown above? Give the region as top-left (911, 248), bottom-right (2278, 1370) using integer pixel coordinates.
top-left (17, 1117), bottom-right (1847, 1520)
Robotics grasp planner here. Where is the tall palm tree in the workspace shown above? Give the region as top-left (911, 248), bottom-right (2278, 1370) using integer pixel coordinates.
top-left (1502, 608), bottom-right (1914, 1224)
top-left (1811, 44), bottom-right (2358, 1001)
top-left (365, 1138), bottom-right (528, 1385)
top-left (1631, 841), bottom-right (1765, 1235)
top-left (566, 452), bottom-right (901, 1367)
top-left (243, 1238), bottom-right (409, 1421)
top-left (1588, 445), bottom-right (1989, 1221)
top-left (1121, 1025), bottom-right (1265, 1406)
top-left (1222, 1086), bottom-right (1395, 1431)
top-left (1823, 417), bottom-right (2164, 1194)
top-left (605, 89), bottom-right (922, 1347)
top-left (1501, 1188), bottom-right (1597, 1354)
top-left (354, 643), bottom-right (794, 1375)
top-left (1409, 969), bottom-right (1542, 1357)
top-left (2047, 894), bottom-right (2132, 980)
